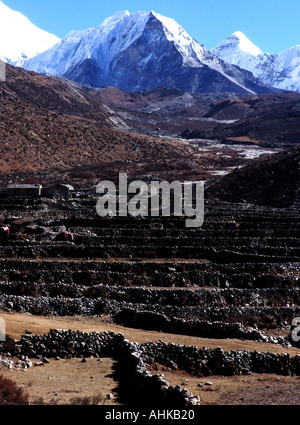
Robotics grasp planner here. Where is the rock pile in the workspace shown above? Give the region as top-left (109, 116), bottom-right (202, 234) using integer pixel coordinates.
top-left (0, 354), bottom-right (35, 370)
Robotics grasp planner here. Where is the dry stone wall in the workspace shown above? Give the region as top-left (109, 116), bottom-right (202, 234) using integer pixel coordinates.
top-left (0, 195), bottom-right (299, 346)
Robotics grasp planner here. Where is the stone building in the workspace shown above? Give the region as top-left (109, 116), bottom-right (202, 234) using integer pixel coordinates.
top-left (7, 184), bottom-right (42, 198)
top-left (44, 183), bottom-right (75, 200)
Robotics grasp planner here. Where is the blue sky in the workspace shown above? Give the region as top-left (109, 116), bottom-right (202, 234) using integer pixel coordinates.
top-left (3, 0), bottom-right (300, 53)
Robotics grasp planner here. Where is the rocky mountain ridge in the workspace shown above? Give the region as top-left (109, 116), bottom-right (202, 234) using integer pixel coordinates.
top-left (212, 31), bottom-right (300, 92)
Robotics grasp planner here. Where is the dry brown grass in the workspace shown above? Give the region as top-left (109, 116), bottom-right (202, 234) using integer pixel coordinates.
top-left (149, 364), bottom-right (300, 405)
top-left (0, 357), bottom-right (119, 405)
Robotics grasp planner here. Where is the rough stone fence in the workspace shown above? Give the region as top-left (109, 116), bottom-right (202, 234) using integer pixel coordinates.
top-left (0, 329), bottom-right (199, 406)
top-left (1, 329), bottom-right (300, 405)
top-left (0, 295), bottom-right (299, 346)
top-left (139, 340), bottom-right (300, 377)
top-left (0, 258), bottom-right (298, 289)
top-left (113, 307), bottom-right (298, 346)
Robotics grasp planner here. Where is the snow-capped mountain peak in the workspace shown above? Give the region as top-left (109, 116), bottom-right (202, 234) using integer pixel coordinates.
top-left (212, 30), bottom-right (300, 92)
top-left (211, 31), bottom-right (268, 88)
top-left (230, 31), bottom-right (263, 56)
top-left (0, 0), bottom-right (60, 64)
top-left (151, 11), bottom-right (193, 45)
top-left (101, 10), bottom-right (130, 28)
top-left (20, 10), bottom-right (270, 95)
top-left (150, 11), bottom-right (209, 66)
top-left (211, 31), bottom-right (263, 66)
top-left (19, 10), bottom-right (209, 78)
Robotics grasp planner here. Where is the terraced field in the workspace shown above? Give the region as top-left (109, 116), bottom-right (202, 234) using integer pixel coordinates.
top-left (0, 194), bottom-right (299, 340)
top-left (0, 192), bottom-right (299, 405)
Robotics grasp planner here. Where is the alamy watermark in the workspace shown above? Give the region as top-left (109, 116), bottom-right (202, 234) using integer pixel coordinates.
top-left (0, 317), bottom-right (5, 342)
top-left (0, 60), bottom-right (6, 82)
top-left (96, 173), bottom-right (204, 228)
top-left (291, 317), bottom-right (300, 343)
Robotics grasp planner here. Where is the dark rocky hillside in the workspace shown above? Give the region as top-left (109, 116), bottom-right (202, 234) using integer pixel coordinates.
top-left (206, 147), bottom-right (300, 208)
top-left (180, 92), bottom-right (300, 147)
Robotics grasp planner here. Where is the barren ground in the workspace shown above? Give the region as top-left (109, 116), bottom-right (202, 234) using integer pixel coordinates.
top-left (1, 311), bottom-right (300, 405)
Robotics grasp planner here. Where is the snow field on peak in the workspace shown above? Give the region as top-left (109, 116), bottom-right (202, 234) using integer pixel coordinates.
top-left (231, 31), bottom-right (263, 56)
top-left (0, 0), bottom-right (60, 63)
top-left (212, 31), bottom-right (300, 92)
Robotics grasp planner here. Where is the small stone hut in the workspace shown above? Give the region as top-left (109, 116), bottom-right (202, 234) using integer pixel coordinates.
top-left (7, 184), bottom-right (42, 198)
top-left (44, 184), bottom-right (75, 200)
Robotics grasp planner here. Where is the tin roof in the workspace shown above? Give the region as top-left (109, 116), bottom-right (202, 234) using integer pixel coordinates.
top-left (7, 184), bottom-right (42, 189)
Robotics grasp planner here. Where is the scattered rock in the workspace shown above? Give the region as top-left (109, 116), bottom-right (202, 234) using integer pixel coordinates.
top-left (34, 361), bottom-right (45, 367)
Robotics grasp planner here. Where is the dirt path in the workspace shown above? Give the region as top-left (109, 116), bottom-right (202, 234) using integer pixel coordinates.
top-left (1, 311), bottom-right (300, 355)
top-left (0, 257), bottom-right (209, 263)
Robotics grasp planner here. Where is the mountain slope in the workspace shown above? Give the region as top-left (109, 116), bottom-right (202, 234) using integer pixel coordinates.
top-left (206, 146), bottom-right (300, 208)
top-left (0, 1), bottom-right (60, 64)
top-left (0, 64), bottom-right (197, 175)
top-left (212, 32), bottom-right (300, 92)
top-left (20, 11), bottom-right (272, 95)
top-left (180, 91), bottom-right (300, 147)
